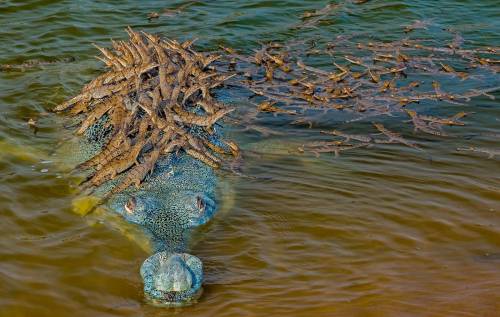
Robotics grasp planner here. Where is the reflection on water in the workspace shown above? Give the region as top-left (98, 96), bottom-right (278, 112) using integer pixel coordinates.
top-left (0, 1), bottom-right (499, 316)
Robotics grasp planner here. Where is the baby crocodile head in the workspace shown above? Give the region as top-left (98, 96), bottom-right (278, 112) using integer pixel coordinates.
top-left (140, 252), bottom-right (203, 306)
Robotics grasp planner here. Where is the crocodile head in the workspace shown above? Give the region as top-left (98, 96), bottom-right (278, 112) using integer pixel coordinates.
top-left (140, 252), bottom-right (203, 307)
top-left (110, 160), bottom-right (216, 306)
top-left (109, 192), bottom-right (214, 305)
top-left (63, 149), bottom-right (220, 307)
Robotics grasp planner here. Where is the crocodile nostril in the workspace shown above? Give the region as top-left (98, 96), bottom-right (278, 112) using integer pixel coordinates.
top-left (196, 196), bottom-right (205, 212)
top-left (125, 197), bottom-right (136, 214)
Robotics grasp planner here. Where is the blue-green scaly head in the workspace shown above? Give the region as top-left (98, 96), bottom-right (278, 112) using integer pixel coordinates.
top-left (106, 154), bottom-right (218, 306)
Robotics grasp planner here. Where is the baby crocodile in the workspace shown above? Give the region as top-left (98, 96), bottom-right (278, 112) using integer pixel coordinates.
top-left (320, 129), bottom-right (373, 143)
top-left (457, 146), bottom-right (500, 159)
top-left (420, 111), bottom-right (472, 127)
top-left (404, 109), bottom-right (445, 136)
top-left (373, 122), bottom-right (422, 151)
top-left (257, 101), bottom-right (297, 115)
top-left (310, 142), bottom-right (369, 158)
top-left (298, 141), bottom-right (369, 158)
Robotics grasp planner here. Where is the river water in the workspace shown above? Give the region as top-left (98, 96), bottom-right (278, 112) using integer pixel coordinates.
top-left (1, 1), bottom-right (499, 316)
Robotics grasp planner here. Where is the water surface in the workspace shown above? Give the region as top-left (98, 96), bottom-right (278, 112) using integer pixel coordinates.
top-left (0, 1), bottom-right (499, 316)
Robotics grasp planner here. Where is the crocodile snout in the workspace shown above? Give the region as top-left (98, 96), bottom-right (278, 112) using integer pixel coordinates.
top-left (140, 252), bottom-right (203, 307)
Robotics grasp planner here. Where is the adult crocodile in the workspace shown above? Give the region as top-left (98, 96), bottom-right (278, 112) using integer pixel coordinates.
top-left (62, 120), bottom-right (225, 307)
top-left (55, 28), bottom-right (237, 307)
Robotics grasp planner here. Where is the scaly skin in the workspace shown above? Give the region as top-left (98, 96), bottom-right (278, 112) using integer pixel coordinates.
top-left (84, 133), bottom-right (153, 188)
top-left (77, 129), bottom-right (130, 170)
top-left (108, 148), bottom-right (162, 196)
top-left (173, 104), bottom-right (234, 128)
top-left (186, 148), bottom-right (221, 169)
top-left (105, 103), bottom-right (128, 129)
top-left (196, 97), bottom-right (222, 115)
top-left (77, 97), bottom-right (116, 135)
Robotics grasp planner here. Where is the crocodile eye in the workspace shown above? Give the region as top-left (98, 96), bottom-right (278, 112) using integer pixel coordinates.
top-left (196, 196), bottom-right (205, 211)
top-left (125, 197), bottom-right (136, 214)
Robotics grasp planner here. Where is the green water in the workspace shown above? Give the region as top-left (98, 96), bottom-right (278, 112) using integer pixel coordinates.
top-left (1, 1), bottom-right (499, 316)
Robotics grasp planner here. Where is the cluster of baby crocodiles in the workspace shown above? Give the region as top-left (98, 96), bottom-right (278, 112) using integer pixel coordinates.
top-left (54, 27), bottom-right (239, 197)
top-left (216, 25), bottom-right (499, 158)
top-left (56, 24), bottom-right (499, 198)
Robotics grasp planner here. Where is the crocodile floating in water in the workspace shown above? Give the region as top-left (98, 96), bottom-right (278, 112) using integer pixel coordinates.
top-left (54, 24), bottom-right (500, 307)
top-left (56, 28), bottom-right (237, 306)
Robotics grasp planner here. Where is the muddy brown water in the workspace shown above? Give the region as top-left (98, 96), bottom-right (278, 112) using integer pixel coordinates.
top-left (1, 1), bottom-right (499, 316)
